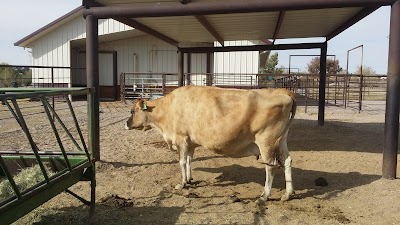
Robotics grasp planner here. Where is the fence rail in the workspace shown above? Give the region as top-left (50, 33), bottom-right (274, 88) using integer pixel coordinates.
top-left (0, 64), bottom-right (85, 88)
top-left (120, 72), bottom-right (178, 102)
top-left (1, 65), bottom-right (387, 111)
top-left (120, 72), bottom-right (387, 111)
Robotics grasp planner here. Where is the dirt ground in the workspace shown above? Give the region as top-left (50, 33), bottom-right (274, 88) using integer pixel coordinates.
top-left (4, 99), bottom-right (400, 225)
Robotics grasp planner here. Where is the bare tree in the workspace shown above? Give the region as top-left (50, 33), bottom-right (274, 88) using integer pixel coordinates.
top-left (356, 65), bottom-right (376, 76)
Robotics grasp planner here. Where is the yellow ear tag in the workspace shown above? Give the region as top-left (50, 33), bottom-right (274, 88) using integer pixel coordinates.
top-left (142, 101), bottom-right (148, 111)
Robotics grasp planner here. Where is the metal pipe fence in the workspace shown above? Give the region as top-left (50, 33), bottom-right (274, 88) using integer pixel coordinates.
top-left (0, 65), bottom-right (86, 119)
top-left (0, 65), bottom-right (85, 88)
top-left (120, 72), bottom-right (178, 102)
top-left (120, 72), bottom-right (387, 112)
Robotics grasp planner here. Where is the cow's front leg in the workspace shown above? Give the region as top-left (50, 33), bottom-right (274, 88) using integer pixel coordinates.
top-left (175, 138), bottom-right (189, 190)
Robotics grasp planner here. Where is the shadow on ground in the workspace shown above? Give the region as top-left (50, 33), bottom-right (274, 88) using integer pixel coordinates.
top-left (98, 155), bottom-right (225, 170)
top-left (195, 164), bottom-right (380, 200)
top-left (28, 204), bottom-right (184, 225)
top-left (289, 119), bottom-right (384, 153)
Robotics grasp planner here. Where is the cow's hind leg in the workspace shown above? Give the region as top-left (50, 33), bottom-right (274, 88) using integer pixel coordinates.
top-left (280, 134), bottom-right (294, 201)
top-left (175, 136), bottom-right (190, 190)
top-left (257, 132), bottom-right (294, 202)
top-left (256, 141), bottom-right (276, 201)
top-left (186, 147), bottom-right (195, 184)
top-left (281, 155), bottom-right (293, 201)
top-left (260, 164), bottom-right (275, 201)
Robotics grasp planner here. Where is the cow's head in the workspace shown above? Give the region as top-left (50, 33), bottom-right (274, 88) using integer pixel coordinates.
top-left (125, 99), bottom-right (152, 131)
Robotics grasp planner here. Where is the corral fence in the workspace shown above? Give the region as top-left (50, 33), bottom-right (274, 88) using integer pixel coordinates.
top-left (0, 64), bottom-right (86, 116)
top-left (263, 73), bottom-right (387, 112)
top-left (120, 72), bottom-right (178, 101)
top-left (120, 72), bottom-right (259, 101)
top-left (120, 72), bottom-right (387, 112)
top-left (0, 64), bottom-right (85, 88)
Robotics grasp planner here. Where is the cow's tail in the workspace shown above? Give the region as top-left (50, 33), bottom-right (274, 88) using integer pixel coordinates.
top-left (279, 92), bottom-right (297, 139)
top-left (266, 92), bottom-right (297, 167)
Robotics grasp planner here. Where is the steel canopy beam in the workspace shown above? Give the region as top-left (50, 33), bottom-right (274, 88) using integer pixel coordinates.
top-left (195, 15), bottom-right (224, 46)
top-left (115, 18), bottom-right (179, 46)
top-left (272, 11), bottom-right (285, 44)
top-left (179, 42), bottom-right (324, 53)
top-left (83, 0), bottom-right (396, 18)
top-left (83, 0), bottom-right (179, 46)
top-left (326, 6), bottom-right (380, 40)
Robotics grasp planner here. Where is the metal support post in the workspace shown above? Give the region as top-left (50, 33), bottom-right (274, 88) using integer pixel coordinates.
top-left (86, 14), bottom-right (100, 161)
top-left (383, 0), bottom-right (400, 179)
top-left (318, 41), bottom-right (327, 126)
top-left (206, 52), bottom-right (212, 86)
top-left (178, 50), bottom-right (184, 87)
top-left (187, 53), bottom-right (191, 85)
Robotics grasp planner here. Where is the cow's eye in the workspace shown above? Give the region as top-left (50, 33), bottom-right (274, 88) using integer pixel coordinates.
top-left (130, 109), bottom-right (134, 114)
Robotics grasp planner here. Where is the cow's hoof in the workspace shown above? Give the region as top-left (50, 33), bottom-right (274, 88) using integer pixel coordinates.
top-left (280, 191), bottom-right (294, 201)
top-left (256, 197), bottom-right (267, 205)
top-left (174, 183), bottom-right (185, 190)
top-left (187, 178), bottom-right (194, 184)
top-left (257, 195), bottom-right (268, 203)
top-left (280, 194), bottom-right (290, 202)
top-left (258, 191), bottom-right (269, 202)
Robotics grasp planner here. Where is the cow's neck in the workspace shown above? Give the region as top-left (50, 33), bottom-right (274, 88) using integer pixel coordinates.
top-left (144, 98), bottom-right (165, 132)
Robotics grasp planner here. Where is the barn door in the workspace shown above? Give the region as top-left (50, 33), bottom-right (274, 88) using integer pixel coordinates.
top-left (98, 53), bottom-right (116, 100)
top-left (73, 51), bottom-right (117, 100)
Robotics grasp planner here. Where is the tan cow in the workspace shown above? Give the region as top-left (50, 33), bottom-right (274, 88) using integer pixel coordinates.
top-left (125, 86), bottom-right (296, 201)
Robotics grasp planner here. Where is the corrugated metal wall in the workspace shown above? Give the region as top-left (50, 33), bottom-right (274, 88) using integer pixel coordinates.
top-left (105, 36), bottom-right (209, 75)
top-left (31, 17), bottom-right (132, 85)
top-left (29, 14), bottom-right (259, 88)
top-left (214, 40), bottom-right (260, 74)
top-left (70, 34), bottom-right (211, 86)
top-left (213, 40), bottom-right (260, 86)
top-left (187, 53), bottom-right (209, 86)
top-left (71, 51), bottom-right (114, 86)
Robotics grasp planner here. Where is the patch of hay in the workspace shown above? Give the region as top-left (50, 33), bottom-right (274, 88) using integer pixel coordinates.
top-left (0, 164), bottom-right (54, 200)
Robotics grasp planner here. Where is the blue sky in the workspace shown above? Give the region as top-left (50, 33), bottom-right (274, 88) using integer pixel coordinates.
top-left (275, 6), bottom-right (391, 75)
top-left (0, 1), bottom-right (391, 74)
top-left (0, 0), bottom-right (81, 65)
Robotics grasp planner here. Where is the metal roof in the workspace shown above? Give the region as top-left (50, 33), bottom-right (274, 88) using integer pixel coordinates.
top-left (15, 0), bottom-right (395, 48)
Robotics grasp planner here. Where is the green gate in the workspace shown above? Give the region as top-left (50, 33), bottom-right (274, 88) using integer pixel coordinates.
top-left (0, 88), bottom-right (96, 224)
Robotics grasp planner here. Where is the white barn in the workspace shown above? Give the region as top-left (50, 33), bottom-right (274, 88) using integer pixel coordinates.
top-left (15, 6), bottom-right (263, 99)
